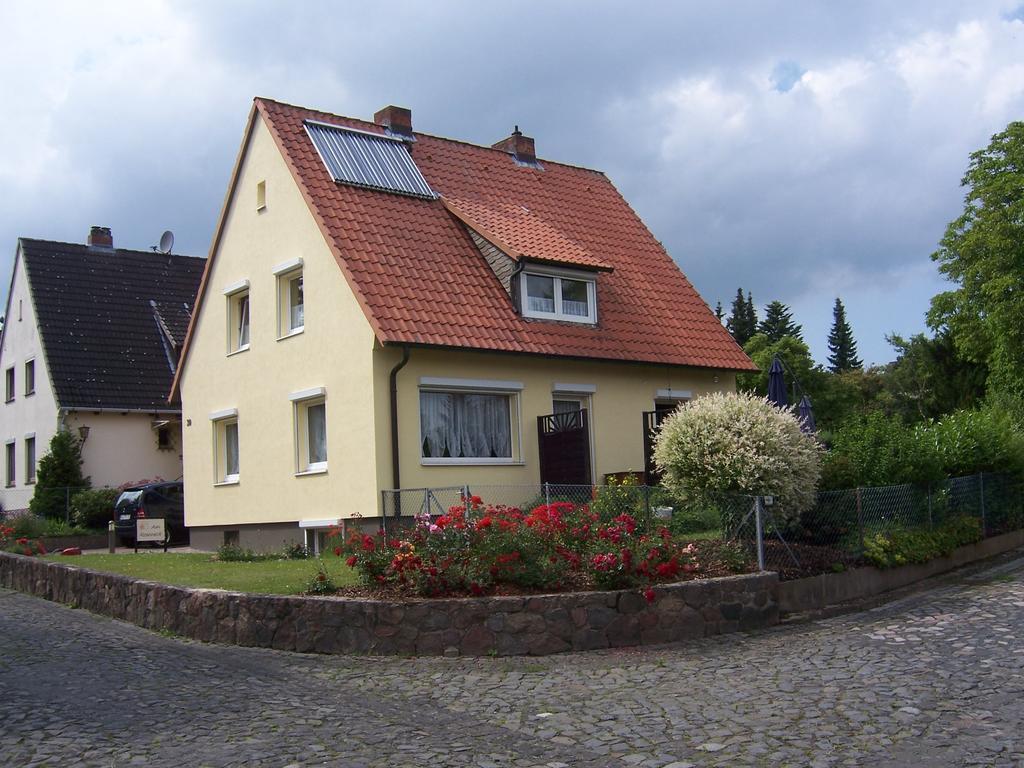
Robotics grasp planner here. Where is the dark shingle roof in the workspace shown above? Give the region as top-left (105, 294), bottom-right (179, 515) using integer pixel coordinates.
top-left (19, 239), bottom-right (204, 410)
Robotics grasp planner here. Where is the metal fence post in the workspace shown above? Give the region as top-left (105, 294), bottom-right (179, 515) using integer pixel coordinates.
top-left (980, 472), bottom-right (987, 537)
top-left (544, 482), bottom-right (551, 508)
top-left (927, 484), bottom-right (933, 530)
top-left (856, 487), bottom-right (864, 552)
top-left (754, 496), bottom-right (765, 571)
top-left (66, 487), bottom-right (71, 524)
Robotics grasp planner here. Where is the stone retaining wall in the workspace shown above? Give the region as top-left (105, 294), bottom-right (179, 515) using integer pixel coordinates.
top-left (0, 552), bottom-right (778, 656)
top-left (779, 529), bottom-right (1024, 616)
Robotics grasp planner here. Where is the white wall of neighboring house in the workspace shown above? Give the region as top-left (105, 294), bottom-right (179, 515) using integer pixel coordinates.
top-left (0, 248), bottom-right (60, 513)
top-left (65, 411), bottom-right (184, 490)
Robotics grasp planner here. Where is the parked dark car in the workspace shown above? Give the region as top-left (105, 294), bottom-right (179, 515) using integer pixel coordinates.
top-left (114, 482), bottom-right (186, 546)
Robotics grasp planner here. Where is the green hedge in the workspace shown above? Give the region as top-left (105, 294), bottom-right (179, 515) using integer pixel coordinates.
top-left (862, 516), bottom-right (983, 569)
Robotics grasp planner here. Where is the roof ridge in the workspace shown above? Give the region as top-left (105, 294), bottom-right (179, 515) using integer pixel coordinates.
top-left (18, 237), bottom-right (205, 261)
top-left (254, 96), bottom-right (608, 177)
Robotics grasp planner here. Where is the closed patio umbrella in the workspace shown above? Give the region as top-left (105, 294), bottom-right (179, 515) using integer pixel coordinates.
top-left (767, 356), bottom-right (788, 408)
top-left (797, 394), bottom-right (816, 434)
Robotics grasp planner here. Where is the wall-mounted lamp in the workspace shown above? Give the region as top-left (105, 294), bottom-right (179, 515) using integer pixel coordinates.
top-left (77, 425), bottom-right (90, 444)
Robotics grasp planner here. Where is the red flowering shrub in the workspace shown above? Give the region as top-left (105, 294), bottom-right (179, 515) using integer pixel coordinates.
top-left (4, 529), bottom-right (47, 557)
top-left (333, 496), bottom-right (743, 598)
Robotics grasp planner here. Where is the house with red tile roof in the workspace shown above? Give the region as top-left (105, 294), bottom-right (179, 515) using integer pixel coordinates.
top-left (172, 98), bottom-right (754, 551)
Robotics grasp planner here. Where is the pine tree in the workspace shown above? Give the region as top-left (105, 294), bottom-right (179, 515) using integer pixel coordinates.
top-left (29, 430), bottom-right (90, 518)
top-left (758, 300), bottom-right (803, 343)
top-left (714, 301), bottom-right (724, 322)
top-left (745, 291), bottom-right (757, 336)
top-left (726, 288), bottom-right (756, 345)
top-left (827, 297), bottom-right (863, 372)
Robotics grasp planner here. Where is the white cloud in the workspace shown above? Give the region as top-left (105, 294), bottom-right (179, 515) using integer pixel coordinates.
top-left (605, 13), bottom-right (1024, 363)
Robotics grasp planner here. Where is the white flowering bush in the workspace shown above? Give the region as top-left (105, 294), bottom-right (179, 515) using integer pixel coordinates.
top-left (653, 391), bottom-right (822, 531)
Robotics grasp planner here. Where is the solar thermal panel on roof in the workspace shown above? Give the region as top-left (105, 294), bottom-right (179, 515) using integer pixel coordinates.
top-left (304, 120), bottom-right (435, 199)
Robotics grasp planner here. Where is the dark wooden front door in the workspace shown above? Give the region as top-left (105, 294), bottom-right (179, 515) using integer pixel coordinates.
top-left (538, 409), bottom-right (591, 486)
top-left (642, 406), bottom-right (675, 484)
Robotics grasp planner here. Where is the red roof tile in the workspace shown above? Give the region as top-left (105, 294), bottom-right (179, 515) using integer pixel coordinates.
top-left (256, 98), bottom-right (755, 371)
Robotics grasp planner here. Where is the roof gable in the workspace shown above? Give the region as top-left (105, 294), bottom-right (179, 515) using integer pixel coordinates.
top-left (191, 98), bottom-right (754, 372)
top-left (19, 239), bottom-right (204, 410)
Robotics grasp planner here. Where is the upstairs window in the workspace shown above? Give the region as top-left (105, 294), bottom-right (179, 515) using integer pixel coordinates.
top-left (223, 280), bottom-right (250, 354)
top-left (24, 360), bottom-right (35, 396)
top-left (274, 259), bottom-right (305, 338)
top-left (522, 270), bottom-right (596, 323)
top-left (4, 367), bottom-right (13, 402)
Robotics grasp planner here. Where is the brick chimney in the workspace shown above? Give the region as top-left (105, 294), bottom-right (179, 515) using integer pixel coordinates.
top-left (87, 226), bottom-right (113, 248)
top-left (374, 105), bottom-right (413, 138)
top-left (492, 126), bottom-right (536, 164)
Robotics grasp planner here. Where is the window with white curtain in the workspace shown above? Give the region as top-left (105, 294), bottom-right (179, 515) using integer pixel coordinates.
top-left (521, 269), bottom-right (596, 323)
top-left (419, 390), bottom-right (516, 462)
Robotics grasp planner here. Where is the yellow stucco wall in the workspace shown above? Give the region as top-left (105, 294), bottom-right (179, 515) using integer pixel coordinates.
top-left (180, 114), bottom-right (379, 528)
top-left (375, 346), bottom-right (736, 495)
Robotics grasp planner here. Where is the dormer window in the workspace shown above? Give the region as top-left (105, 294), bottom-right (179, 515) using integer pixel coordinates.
top-left (521, 268), bottom-right (596, 324)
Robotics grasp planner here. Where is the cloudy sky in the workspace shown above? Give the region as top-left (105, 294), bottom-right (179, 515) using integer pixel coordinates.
top-left (3, 1), bottom-right (1023, 366)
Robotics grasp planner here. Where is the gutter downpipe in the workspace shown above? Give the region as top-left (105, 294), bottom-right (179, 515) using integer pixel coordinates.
top-left (389, 346), bottom-right (411, 517)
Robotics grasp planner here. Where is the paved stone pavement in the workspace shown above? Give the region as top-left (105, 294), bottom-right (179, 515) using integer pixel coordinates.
top-left (2, 556), bottom-right (1024, 768)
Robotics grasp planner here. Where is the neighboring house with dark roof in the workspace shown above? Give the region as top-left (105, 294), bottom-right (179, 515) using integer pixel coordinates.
top-left (0, 227), bottom-right (204, 513)
top-left (172, 98), bottom-right (755, 551)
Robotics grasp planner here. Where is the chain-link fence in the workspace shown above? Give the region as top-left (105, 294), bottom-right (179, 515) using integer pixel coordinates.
top-left (380, 482), bottom-right (754, 539)
top-left (745, 472), bottom-right (1024, 578)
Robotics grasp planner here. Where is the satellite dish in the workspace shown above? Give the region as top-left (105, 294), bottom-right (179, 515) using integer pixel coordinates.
top-left (158, 230), bottom-right (174, 254)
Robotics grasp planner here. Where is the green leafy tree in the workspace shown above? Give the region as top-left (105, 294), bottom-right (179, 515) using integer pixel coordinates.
top-left (758, 300), bottom-right (803, 343)
top-left (726, 287), bottom-right (757, 345)
top-left (826, 298), bottom-right (862, 372)
top-left (29, 430), bottom-right (90, 518)
top-left (882, 333), bottom-right (987, 422)
top-left (928, 121), bottom-right (1024, 400)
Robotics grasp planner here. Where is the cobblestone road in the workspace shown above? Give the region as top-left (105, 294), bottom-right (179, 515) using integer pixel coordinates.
top-left (2, 555), bottom-right (1023, 768)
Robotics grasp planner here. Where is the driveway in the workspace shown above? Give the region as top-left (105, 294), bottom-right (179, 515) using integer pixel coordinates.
top-left (2, 555), bottom-right (1022, 767)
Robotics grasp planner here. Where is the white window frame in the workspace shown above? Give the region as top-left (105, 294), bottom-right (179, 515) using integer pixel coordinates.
top-left (520, 266), bottom-right (597, 324)
top-left (223, 280), bottom-right (251, 355)
top-left (24, 434), bottom-right (35, 485)
top-left (290, 388), bottom-right (327, 475)
top-left (273, 258), bottom-right (305, 339)
top-left (418, 377), bottom-right (523, 466)
top-left (210, 409), bottom-right (240, 486)
top-left (24, 359), bottom-right (35, 396)
top-left (5, 440), bottom-right (15, 488)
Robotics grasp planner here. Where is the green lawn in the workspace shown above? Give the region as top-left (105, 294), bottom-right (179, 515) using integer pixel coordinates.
top-left (44, 552), bottom-right (359, 595)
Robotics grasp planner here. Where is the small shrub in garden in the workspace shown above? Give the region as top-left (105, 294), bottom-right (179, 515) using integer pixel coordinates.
top-left (4, 534), bottom-right (47, 557)
top-left (307, 561), bottom-right (337, 594)
top-left (216, 544), bottom-right (271, 562)
top-left (862, 516), bottom-right (982, 569)
top-left (69, 488), bottom-right (120, 529)
top-left (653, 391), bottom-right (823, 531)
top-left (9, 513), bottom-right (47, 539)
top-left (281, 542), bottom-right (311, 560)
